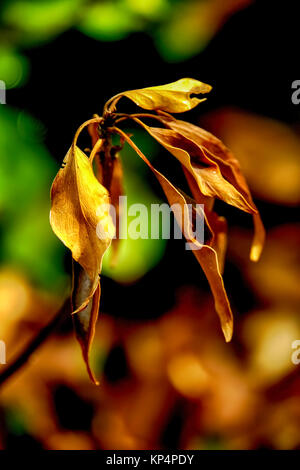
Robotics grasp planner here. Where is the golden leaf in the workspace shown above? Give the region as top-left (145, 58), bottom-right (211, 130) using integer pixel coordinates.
top-left (50, 143), bottom-right (115, 383)
top-left (50, 144), bottom-right (113, 289)
top-left (109, 78), bottom-right (212, 113)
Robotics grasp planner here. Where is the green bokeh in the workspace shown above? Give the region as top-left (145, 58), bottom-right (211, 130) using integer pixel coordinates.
top-left (78, 2), bottom-right (141, 42)
top-left (0, 105), bottom-right (67, 291)
top-left (102, 129), bottom-right (167, 283)
top-left (2, 0), bottom-right (83, 44)
top-left (0, 48), bottom-right (29, 88)
top-left (0, 0), bottom-right (222, 86)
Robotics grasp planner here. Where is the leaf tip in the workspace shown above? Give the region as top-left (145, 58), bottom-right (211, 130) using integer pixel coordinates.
top-left (250, 246), bottom-right (261, 262)
top-left (87, 366), bottom-right (100, 386)
top-left (250, 235), bottom-right (265, 262)
top-left (222, 321), bottom-right (233, 342)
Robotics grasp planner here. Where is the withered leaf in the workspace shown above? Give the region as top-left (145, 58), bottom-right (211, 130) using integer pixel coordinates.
top-left (72, 262), bottom-right (101, 385)
top-left (88, 122), bottom-right (125, 266)
top-left (205, 212), bottom-right (228, 275)
top-left (175, 184), bottom-right (228, 275)
top-left (158, 115), bottom-right (265, 261)
top-left (110, 78), bottom-right (212, 113)
top-left (114, 128), bottom-right (233, 342)
top-left (48, 79), bottom-right (265, 381)
top-left (109, 155), bottom-right (124, 266)
top-left (50, 143), bottom-right (114, 383)
top-left (50, 144), bottom-right (113, 293)
top-left (182, 165), bottom-right (214, 209)
top-left (136, 121), bottom-right (256, 214)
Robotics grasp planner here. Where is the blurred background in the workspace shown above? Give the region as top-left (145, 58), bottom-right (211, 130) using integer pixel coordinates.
top-left (0, 0), bottom-right (300, 450)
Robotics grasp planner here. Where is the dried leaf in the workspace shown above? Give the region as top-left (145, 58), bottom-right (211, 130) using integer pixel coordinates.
top-left (114, 128), bottom-right (233, 341)
top-left (72, 262), bottom-right (101, 385)
top-left (88, 120), bottom-right (100, 148)
top-left (110, 78), bottom-right (212, 113)
top-left (172, 182), bottom-right (227, 270)
top-left (136, 121), bottom-right (256, 214)
top-left (175, 183), bottom-right (228, 274)
top-left (50, 143), bottom-right (114, 383)
top-left (109, 155), bottom-right (124, 266)
top-left (207, 213), bottom-right (228, 275)
top-left (182, 165), bottom-right (214, 209)
top-left (88, 123), bottom-right (125, 266)
top-left (50, 144), bottom-right (113, 293)
top-left (158, 115), bottom-right (265, 261)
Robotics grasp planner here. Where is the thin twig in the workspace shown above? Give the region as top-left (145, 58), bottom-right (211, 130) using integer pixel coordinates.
top-left (0, 298), bottom-right (70, 388)
top-left (114, 112), bottom-right (167, 126)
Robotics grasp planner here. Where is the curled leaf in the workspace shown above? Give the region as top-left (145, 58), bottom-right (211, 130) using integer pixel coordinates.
top-left (205, 212), bottom-right (228, 275)
top-left (174, 185), bottom-right (228, 275)
top-left (157, 115), bottom-right (265, 261)
top-left (136, 120), bottom-right (256, 214)
top-left (109, 78), bottom-right (212, 113)
top-left (72, 262), bottom-right (101, 385)
top-left (182, 165), bottom-right (214, 209)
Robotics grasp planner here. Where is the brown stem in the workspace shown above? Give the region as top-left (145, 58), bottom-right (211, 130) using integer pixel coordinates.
top-left (97, 133), bottom-right (118, 192)
top-left (103, 94), bottom-right (122, 116)
top-left (72, 117), bottom-right (103, 149)
top-left (89, 138), bottom-right (104, 164)
top-left (0, 298), bottom-right (70, 388)
top-left (114, 113), bottom-right (166, 126)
